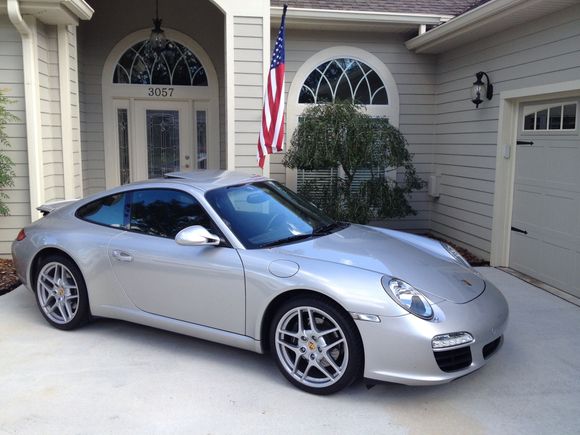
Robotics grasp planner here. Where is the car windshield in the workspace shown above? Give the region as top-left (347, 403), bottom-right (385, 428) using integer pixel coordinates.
top-left (205, 181), bottom-right (343, 249)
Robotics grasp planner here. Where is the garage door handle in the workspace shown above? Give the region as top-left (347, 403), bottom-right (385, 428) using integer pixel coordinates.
top-left (516, 140), bottom-right (534, 146)
top-left (111, 250), bottom-right (133, 262)
top-left (511, 226), bottom-right (528, 235)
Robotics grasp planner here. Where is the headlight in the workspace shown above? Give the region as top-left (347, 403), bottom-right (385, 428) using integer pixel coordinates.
top-left (441, 242), bottom-right (470, 268)
top-left (382, 277), bottom-right (433, 320)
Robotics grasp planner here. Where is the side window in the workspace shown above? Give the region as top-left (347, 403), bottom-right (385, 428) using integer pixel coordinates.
top-left (76, 193), bottom-right (127, 228)
top-left (129, 189), bottom-right (211, 238)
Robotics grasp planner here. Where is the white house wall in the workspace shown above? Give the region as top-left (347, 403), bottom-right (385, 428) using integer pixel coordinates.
top-left (233, 15), bottom-right (264, 173)
top-left (37, 21), bottom-right (64, 203)
top-left (432, 3), bottom-right (580, 259)
top-left (0, 16), bottom-right (30, 255)
top-left (273, 29), bottom-right (437, 231)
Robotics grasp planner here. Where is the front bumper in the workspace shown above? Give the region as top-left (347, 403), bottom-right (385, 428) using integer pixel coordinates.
top-left (357, 280), bottom-right (508, 385)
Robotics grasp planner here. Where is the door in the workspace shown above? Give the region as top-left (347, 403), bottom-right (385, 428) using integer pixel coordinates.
top-left (108, 188), bottom-right (246, 334)
top-left (510, 100), bottom-right (580, 297)
top-left (134, 101), bottom-right (192, 181)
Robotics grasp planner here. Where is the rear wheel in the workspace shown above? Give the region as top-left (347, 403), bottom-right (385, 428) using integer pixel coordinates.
top-left (34, 254), bottom-right (90, 330)
top-left (270, 297), bottom-right (363, 395)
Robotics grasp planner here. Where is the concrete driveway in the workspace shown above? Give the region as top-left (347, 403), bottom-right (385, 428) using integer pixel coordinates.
top-left (1, 267), bottom-right (579, 435)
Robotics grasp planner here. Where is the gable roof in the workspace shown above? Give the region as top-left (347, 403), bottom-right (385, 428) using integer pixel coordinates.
top-left (270, 0), bottom-right (488, 17)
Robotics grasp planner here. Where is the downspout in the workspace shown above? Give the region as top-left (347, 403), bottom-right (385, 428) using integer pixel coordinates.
top-left (7, 0), bottom-right (44, 221)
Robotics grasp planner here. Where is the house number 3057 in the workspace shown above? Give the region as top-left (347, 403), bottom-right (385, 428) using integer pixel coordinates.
top-left (147, 87), bottom-right (174, 97)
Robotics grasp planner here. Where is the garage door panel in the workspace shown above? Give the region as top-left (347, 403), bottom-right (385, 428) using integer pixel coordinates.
top-left (544, 194), bottom-right (577, 236)
top-left (512, 188), bottom-right (543, 228)
top-left (546, 146), bottom-right (580, 189)
top-left (515, 146), bottom-right (544, 183)
top-left (540, 241), bottom-right (575, 290)
top-left (510, 232), bottom-right (542, 276)
top-left (510, 99), bottom-right (579, 299)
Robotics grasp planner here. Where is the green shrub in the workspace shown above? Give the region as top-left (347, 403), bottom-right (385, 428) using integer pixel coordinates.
top-left (0, 90), bottom-right (16, 216)
top-left (283, 101), bottom-right (424, 224)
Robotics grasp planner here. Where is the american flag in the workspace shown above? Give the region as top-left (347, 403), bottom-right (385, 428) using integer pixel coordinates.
top-left (258, 5), bottom-right (287, 169)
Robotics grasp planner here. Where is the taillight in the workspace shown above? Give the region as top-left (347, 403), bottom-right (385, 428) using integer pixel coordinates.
top-left (16, 229), bottom-right (26, 241)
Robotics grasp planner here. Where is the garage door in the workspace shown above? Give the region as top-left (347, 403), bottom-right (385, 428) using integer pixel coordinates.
top-left (510, 100), bottom-right (580, 298)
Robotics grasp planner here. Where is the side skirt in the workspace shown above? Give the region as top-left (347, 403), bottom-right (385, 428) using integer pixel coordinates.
top-left (94, 305), bottom-right (264, 354)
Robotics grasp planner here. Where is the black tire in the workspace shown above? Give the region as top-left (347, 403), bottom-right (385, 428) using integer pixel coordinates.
top-left (269, 296), bottom-right (363, 395)
top-left (34, 254), bottom-right (90, 330)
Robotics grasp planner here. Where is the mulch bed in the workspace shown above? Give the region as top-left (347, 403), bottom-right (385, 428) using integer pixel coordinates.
top-left (0, 259), bottom-right (21, 296)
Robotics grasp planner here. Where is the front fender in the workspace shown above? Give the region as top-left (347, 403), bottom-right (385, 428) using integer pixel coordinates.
top-left (238, 249), bottom-right (407, 340)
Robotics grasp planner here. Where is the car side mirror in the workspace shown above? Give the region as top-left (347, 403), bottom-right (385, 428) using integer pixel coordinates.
top-left (175, 225), bottom-right (220, 247)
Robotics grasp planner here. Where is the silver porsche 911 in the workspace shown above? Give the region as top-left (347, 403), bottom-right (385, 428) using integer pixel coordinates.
top-left (12, 170), bottom-right (508, 395)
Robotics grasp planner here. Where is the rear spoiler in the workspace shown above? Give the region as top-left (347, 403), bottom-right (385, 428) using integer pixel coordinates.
top-left (37, 199), bottom-right (78, 216)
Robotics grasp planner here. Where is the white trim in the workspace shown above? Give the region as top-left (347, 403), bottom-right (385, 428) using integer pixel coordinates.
top-left (490, 79), bottom-right (580, 266)
top-left (7, 0), bottom-right (44, 220)
top-left (406, 0), bottom-right (577, 53)
top-left (285, 46), bottom-right (400, 190)
top-left (270, 6), bottom-right (452, 25)
top-left (101, 29), bottom-right (220, 188)
top-left (225, 13), bottom-right (235, 170)
top-left (57, 24), bottom-right (74, 199)
top-left (61, 0), bottom-right (94, 20)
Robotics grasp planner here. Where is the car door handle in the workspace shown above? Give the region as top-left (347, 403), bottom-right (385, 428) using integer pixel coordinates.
top-left (111, 250), bottom-right (133, 262)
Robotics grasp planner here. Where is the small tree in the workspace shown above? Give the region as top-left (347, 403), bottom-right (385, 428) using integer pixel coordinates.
top-left (283, 101), bottom-right (423, 224)
top-left (0, 90), bottom-right (16, 216)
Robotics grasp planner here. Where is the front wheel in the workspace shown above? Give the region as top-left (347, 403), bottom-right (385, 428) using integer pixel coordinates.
top-left (34, 254), bottom-right (90, 330)
top-left (270, 297), bottom-right (363, 395)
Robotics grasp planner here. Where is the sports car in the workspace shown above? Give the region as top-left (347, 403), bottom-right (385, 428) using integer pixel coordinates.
top-left (12, 170), bottom-right (508, 394)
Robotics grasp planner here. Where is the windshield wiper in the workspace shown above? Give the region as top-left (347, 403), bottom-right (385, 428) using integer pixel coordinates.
top-left (257, 233), bottom-right (314, 248)
top-left (313, 221), bottom-right (349, 235)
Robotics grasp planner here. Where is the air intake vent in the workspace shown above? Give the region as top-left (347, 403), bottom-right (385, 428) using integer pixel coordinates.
top-left (434, 346), bottom-right (472, 372)
top-left (482, 336), bottom-right (502, 359)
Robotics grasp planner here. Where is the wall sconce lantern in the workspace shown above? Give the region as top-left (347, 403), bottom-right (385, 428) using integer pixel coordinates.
top-left (471, 71), bottom-right (493, 108)
top-left (149, 0), bottom-right (167, 54)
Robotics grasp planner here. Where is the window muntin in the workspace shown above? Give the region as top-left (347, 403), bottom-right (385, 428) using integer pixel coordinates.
top-left (129, 189), bottom-right (211, 239)
top-left (299, 58), bottom-right (388, 105)
top-left (524, 103), bottom-right (577, 131)
top-left (113, 40), bottom-right (207, 86)
top-left (76, 193), bottom-right (127, 228)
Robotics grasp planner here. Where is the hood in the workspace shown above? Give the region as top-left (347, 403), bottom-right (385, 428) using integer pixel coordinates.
top-left (274, 224), bottom-right (484, 304)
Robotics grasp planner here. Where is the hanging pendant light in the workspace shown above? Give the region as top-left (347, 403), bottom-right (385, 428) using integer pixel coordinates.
top-left (149, 0), bottom-right (167, 54)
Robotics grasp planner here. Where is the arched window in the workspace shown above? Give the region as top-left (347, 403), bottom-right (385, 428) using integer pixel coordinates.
top-left (113, 40), bottom-right (208, 86)
top-left (286, 48), bottom-right (400, 193)
top-left (299, 58), bottom-right (388, 105)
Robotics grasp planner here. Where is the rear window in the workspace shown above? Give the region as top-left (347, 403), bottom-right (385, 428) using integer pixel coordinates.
top-left (76, 193), bottom-right (127, 228)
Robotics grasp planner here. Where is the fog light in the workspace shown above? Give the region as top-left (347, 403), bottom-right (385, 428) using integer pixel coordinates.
top-left (432, 332), bottom-right (474, 349)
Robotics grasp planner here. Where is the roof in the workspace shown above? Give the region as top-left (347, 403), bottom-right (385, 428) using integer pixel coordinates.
top-left (270, 0), bottom-right (488, 17)
top-left (164, 170), bottom-right (268, 192)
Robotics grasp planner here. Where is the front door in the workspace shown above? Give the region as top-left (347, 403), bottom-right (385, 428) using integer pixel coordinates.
top-left (510, 100), bottom-right (580, 297)
top-left (134, 101), bottom-right (192, 180)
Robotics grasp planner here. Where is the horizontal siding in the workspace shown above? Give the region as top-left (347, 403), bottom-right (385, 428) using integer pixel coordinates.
top-left (37, 22), bottom-right (65, 203)
top-left (233, 16), bottom-right (263, 174)
top-left (0, 17), bottom-right (31, 256)
top-left (272, 29), bottom-right (437, 231)
top-left (68, 26), bottom-right (83, 197)
top-left (433, 3), bottom-right (580, 260)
